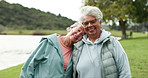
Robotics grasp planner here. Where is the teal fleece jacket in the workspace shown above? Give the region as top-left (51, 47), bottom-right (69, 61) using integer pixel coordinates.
top-left (20, 34), bottom-right (73, 78)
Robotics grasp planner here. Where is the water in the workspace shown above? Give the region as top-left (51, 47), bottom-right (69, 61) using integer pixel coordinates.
top-left (0, 35), bottom-right (44, 70)
top-left (0, 35), bottom-right (121, 70)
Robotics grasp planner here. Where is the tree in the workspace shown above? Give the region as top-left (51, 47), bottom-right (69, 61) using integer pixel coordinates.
top-left (132, 0), bottom-right (148, 32)
top-left (0, 25), bottom-right (7, 33)
top-left (132, 0), bottom-right (148, 23)
top-left (0, 0), bottom-right (75, 30)
top-left (83, 0), bottom-right (148, 39)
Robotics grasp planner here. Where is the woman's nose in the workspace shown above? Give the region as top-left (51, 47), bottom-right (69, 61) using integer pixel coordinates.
top-left (78, 32), bottom-right (83, 36)
top-left (88, 22), bottom-right (93, 27)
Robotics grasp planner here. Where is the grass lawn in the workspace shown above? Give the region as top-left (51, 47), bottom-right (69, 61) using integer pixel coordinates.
top-left (4, 29), bottom-right (67, 35)
top-left (120, 37), bottom-right (148, 78)
top-left (0, 64), bottom-right (23, 78)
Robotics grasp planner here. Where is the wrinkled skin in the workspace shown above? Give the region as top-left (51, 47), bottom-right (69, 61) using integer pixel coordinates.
top-left (82, 15), bottom-right (102, 42)
top-left (60, 26), bottom-right (84, 47)
top-left (66, 26), bottom-right (84, 43)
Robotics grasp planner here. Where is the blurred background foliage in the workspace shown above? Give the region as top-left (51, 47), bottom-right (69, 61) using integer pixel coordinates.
top-left (83, 0), bottom-right (148, 39)
top-left (0, 0), bottom-right (75, 31)
top-left (0, 0), bottom-right (148, 39)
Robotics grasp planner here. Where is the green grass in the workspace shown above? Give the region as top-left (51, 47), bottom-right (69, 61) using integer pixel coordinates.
top-left (108, 30), bottom-right (148, 38)
top-left (4, 29), bottom-right (67, 35)
top-left (120, 38), bottom-right (148, 78)
top-left (0, 64), bottom-right (23, 78)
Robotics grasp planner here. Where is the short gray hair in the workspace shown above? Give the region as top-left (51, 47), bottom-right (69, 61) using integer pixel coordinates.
top-left (79, 6), bottom-right (103, 23)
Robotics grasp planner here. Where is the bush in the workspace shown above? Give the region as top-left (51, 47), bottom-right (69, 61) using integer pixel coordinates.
top-left (0, 25), bottom-right (7, 33)
top-left (32, 32), bottom-right (46, 35)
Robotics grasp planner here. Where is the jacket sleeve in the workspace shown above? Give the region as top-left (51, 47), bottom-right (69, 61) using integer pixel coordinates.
top-left (113, 39), bottom-right (131, 78)
top-left (20, 39), bottom-right (48, 78)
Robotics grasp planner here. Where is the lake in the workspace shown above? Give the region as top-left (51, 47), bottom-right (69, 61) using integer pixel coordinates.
top-left (0, 35), bottom-right (44, 70)
top-left (0, 35), bottom-right (121, 70)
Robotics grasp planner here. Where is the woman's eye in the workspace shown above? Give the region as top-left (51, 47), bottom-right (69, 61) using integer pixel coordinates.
top-left (78, 30), bottom-right (81, 32)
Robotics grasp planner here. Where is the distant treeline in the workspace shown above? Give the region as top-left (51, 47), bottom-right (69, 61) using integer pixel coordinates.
top-left (0, 0), bottom-right (75, 30)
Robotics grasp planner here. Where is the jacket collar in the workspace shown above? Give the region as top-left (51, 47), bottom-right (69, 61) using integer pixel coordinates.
top-left (40, 33), bottom-right (63, 57)
top-left (82, 29), bottom-right (111, 44)
top-left (74, 40), bottom-right (84, 49)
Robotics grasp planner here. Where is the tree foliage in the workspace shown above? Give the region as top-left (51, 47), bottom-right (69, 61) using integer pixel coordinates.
top-left (0, 0), bottom-right (75, 30)
top-left (83, 0), bottom-right (148, 39)
top-left (132, 0), bottom-right (148, 23)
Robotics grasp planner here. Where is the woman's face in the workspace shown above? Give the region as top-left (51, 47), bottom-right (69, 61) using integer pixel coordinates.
top-left (81, 15), bottom-right (101, 37)
top-left (67, 26), bottom-right (84, 43)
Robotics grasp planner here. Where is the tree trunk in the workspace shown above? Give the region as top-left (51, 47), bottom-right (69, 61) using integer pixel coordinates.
top-left (119, 18), bottom-right (127, 39)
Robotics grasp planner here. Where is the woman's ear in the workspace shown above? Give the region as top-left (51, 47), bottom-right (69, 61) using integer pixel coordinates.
top-left (99, 20), bottom-right (102, 24)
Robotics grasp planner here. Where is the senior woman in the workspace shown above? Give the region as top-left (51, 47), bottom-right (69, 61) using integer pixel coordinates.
top-left (20, 22), bottom-right (84, 78)
top-left (73, 6), bottom-right (131, 78)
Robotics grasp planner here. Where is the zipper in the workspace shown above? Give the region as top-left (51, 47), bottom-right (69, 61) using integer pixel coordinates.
top-left (100, 42), bottom-right (105, 78)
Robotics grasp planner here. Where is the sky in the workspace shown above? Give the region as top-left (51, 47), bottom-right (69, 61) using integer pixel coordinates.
top-left (5, 0), bottom-right (84, 21)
